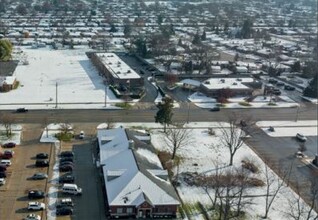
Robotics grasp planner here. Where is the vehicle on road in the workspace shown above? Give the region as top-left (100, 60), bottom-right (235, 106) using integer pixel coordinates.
top-left (62, 183), bottom-right (82, 195)
top-left (31, 173), bottom-right (48, 180)
top-left (56, 198), bottom-right (74, 208)
top-left (36, 153), bottom-right (49, 159)
top-left (296, 133), bottom-right (307, 142)
top-left (79, 131), bottom-right (85, 139)
top-left (24, 214), bottom-right (41, 220)
top-left (0, 178), bottom-right (5, 185)
top-left (27, 202), bottom-right (45, 210)
top-left (209, 107), bottom-right (220, 112)
top-left (56, 207), bottom-right (74, 215)
top-left (35, 160), bottom-right (49, 167)
top-left (60, 151), bottom-right (74, 158)
top-left (2, 142), bottom-right (16, 148)
top-left (16, 108), bottom-right (28, 113)
top-left (28, 190), bottom-right (45, 199)
top-left (59, 174), bottom-right (75, 183)
top-left (59, 165), bottom-right (74, 172)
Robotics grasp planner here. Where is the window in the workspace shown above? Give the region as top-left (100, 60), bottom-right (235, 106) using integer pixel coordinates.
top-left (127, 208), bottom-right (133, 213)
top-left (117, 208), bottom-right (123, 214)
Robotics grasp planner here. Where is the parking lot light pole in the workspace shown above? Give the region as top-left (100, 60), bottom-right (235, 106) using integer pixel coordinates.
top-left (104, 85), bottom-right (107, 107)
top-left (55, 82), bottom-right (58, 109)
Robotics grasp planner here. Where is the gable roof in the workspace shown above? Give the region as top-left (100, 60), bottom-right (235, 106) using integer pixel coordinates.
top-left (98, 127), bottom-right (180, 207)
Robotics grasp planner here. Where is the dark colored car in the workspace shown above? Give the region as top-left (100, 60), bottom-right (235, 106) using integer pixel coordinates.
top-left (272, 89), bottom-right (281, 95)
top-left (60, 161), bottom-right (74, 166)
top-left (31, 173), bottom-right (48, 180)
top-left (0, 150), bottom-right (14, 159)
top-left (2, 142), bottom-right (16, 148)
top-left (0, 165), bottom-right (7, 172)
top-left (284, 85), bottom-right (296, 91)
top-left (60, 151), bottom-right (74, 158)
top-left (209, 107), bottom-right (220, 112)
top-left (56, 207), bottom-right (73, 216)
top-left (28, 190), bottom-right (45, 199)
top-left (59, 165), bottom-right (73, 172)
top-left (276, 82), bottom-right (285, 86)
top-left (35, 160), bottom-right (49, 167)
top-left (36, 153), bottom-right (49, 159)
top-left (16, 108), bottom-right (28, 113)
top-left (59, 174), bottom-right (75, 183)
top-left (60, 157), bottom-right (74, 163)
top-left (0, 171), bottom-right (6, 178)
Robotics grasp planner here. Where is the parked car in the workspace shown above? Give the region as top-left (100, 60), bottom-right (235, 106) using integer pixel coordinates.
top-left (276, 82), bottom-right (285, 86)
top-left (56, 198), bottom-right (74, 208)
top-left (27, 202), bottom-right (45, 210)
top-left (59, 174), bottom-right (75, 183)
top-left (209, 107), bottom-right (220, 112)
top-left (60, 161), bottom-right (74, 167)
top-left (2, 142), bottom-right (16, 148)
top-left (0, 178), bottom-right (5, 185)
top-left (16, 108), bottom-right (28, 113)
top-left (0, 171), bottom-right (6, 178)
top-left (24, 214), bottom-right (41, 220)
top-left (272, 89), bottom-right (281, 95)
top-left (36, 153), bottom-right (49, 159)
top-left (60, 151), bottom-right (74, 158)
top-left (284, 85), bottom-right (296, 91)
top-left (31, 173), bottom-right (48, 180)
top-left (0, 159), bottom-right (12, 166)
top-left (296, 133), bottom-right (307, 142)
top-left (28, 190), bottom-right (45, 199)
top-left (0, 165), bottom-right (7, 172)
top-left (79, 131), bottom-right (85, 139)
top-left (59, 165), bottom-right (73, 172)
top-left (60, 157), bottom-right (74, 163)
top-left (35, 160), bottom-right (49, 167)
top-left (0, 150), bottom-right (14, 159)
top-left (56, 207), bottom-right (73, 216)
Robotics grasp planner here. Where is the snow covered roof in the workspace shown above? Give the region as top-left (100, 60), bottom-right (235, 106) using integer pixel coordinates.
top-left (98, 127), bottom-right (180, 207)
top-left (95, 53), bottom-right (141, 80)
top-left (201, 77), bottom-right (254, 90)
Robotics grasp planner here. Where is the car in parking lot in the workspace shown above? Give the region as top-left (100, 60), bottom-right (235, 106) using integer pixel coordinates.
top-left (60, 161), bottom-right (74, 167)
top-left (56, 198), bottom-right (74, 208)
top-left (59, 174), bottom-right (75, 183)
top-left (27, 202), bottom-right (45, 210)
top-left (0, 165), bottom-right (7, 171)
top-left (36, 153), bottom-right (48, 159)
top-left (296, 133), bottom-right (307, 142)
top-left (59, 165), bottom-right (74, 172)
top-left (209, 107), bottom-right (220, 112)
top-left (79, 131), bottom-right (85, 139)
top-left (0, 159), bottom-right (12, 166)
top-left (60, 157), bottom-right (74, 163)
top-left (0, 178), bottom-right (5, 185)
top-left (24, 214), bottom-right (41, 220)
top-left (16, 108), bottom-right (28, 113)
top-left (28, 190), bottom-right (45, 199)
top-left (276, 82), bottom-right (285, 86)
top-left (272, 89), bottom-right (281, 95)
top-left (0, 150), bottom-right (14, 159)
top-left (56, 206), bottom-right (74, 216)
top-left (35, 160), bottom-right (49, 167)
top-left (31, 173), bottom-right (48, 180)
top-left (2, 142), bottom-right (16, 148)
top-left (284, 85), bottom-right (296, 91)
top-left (0, 171), bottom-right (6, 178)
top-left (60, 151), bottom-right (74, 158)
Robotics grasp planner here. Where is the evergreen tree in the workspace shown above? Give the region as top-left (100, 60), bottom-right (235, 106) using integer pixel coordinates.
top-left (109, 24), bottom-right (117, 33)
top-left (303, 74), bottom-right (318, 98)
top-left (201, 30), bottom-right (206, 41)
top-left (192, 32), bottom-right (201, 45)
top-left (0, 39), bottom-right (13, 61)
top-left (155, 96), bottom-right (174, 132)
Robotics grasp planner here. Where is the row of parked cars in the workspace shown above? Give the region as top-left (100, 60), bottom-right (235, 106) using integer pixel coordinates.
top-left (0, 142), bottom-right (16, 186)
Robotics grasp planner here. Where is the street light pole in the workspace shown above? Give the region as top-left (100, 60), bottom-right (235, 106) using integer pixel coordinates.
top-left (104, 85), bottom-right (107, 107)
top-left (55, 82), bottom-right (58, 109)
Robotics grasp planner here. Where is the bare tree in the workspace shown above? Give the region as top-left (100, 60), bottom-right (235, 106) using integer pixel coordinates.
top-left (0, 113), bottom-right (15, 137)
top-left (59, 123), bottom-right (72, 135)
top-left (105, 117), bottom-right (114, 129)
top-left (218, 113), bottom-right (251, 166)
top-left (163, 124), bottom-right (193, 160)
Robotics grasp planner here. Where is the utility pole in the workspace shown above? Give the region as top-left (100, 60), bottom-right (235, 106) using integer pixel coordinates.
top-left (55, 82), bottom-right (58, 108)
top-left (104, 85), bottom-right (107, 107)
top-left (186, 89), bottom-right (191, 123)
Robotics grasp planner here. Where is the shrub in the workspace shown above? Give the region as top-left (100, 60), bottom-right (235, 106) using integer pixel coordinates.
top-left (238, 101), bottom-right (252, 106)
top-left (55, 132), bottom-right (73, 141)
top-left (208, 128), bottom-right (215, 135)
top-left (115, 102), bottom-right (132, 109)
top-left (241, 159), bottom-right (259, 173)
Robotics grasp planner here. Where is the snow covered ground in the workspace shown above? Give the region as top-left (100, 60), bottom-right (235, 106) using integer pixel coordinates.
top-left (0, 47), bottom-right (124, 110)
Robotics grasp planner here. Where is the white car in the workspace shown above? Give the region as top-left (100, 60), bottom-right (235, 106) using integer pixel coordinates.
top-left (79, 131), bottom-right (85, 139)
top-left (0, 178), bottom-right (5, 186)
top-left (25, 214), bottom-right (41, 220)
top-left (27, 202), bottom-right (45, 210)
top-left (296, 133), bottom-right (307, 142)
